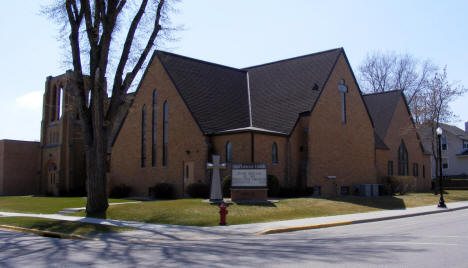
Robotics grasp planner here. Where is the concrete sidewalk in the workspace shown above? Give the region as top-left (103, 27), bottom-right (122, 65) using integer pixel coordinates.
top-left (2, 201), bottom-right (468, 240)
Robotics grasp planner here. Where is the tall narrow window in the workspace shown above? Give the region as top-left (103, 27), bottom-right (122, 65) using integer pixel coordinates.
top-left (87, 90), bottom-right (91, 108)
top-left (272, 142), bottom-right (278, 164)
top-left (141, 105), bottom-right (146, 168)
top-left (226, 141), bottom-right (232, 163)
top-left (162, 101), bottom-right (168, 167)
top-left (388, 161), bottom-right (394, 176)
top-left (58, 88), bottom-right (63, 119)
top-left (423, 165), bottom-right (426, 178)
top-left (338, 80), bottom-right (348, 124)
top-left (152, 90), bottom-right (157, 167)
top-left (413, 163), bottom-right (419, 177)
top-left (398, 141), bottom-right (409, 176)
top-left (51, 86), bottom-right (57, 121)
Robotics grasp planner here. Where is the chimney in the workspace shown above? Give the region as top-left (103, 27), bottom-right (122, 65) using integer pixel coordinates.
top-left (465, 121), bottom-right (468, 134)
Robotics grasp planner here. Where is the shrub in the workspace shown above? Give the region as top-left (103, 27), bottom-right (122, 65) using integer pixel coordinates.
top-left (389, 176), bottom-right (416, 195)
top-left (109, 184), bottom-right (132, 198)
top-left (267, 175), bottom-right (280, 197)
top-left (151, 183), bottom-right (176, 199)
top-left (222, 175), bottom-right (231, 197)
top-left (186, 182), bottom-right (210, 198)
top-left (278, 187), bottom-right (297, 198)
top-left (277, 186), bottom-right (314, 198)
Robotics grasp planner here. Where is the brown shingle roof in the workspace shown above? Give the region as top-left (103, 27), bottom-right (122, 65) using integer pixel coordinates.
top-left (156, 48), bottom-right (342, 135)
top-left (244, 48), bottom-right (342, 134)
top-left (156, 51), bottom-right (251, 134)
top-left (363, 90), bottom-right (402, 141)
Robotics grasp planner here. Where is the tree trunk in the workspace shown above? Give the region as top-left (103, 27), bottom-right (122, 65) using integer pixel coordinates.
top-left (85, 133), bottom-right (109, 214)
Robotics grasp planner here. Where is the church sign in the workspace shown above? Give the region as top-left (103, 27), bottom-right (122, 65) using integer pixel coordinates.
top-left (231, 163), bottom-right (267, 188)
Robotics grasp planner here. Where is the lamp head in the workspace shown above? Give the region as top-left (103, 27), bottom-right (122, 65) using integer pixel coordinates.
top-left (436, 127), bottom-right (443, 136)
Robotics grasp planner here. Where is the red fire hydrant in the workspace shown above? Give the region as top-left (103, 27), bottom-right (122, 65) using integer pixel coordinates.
top-left (219, 203), bottom-right (228, 225)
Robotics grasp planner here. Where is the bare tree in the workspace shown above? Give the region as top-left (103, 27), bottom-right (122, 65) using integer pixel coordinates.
top-left (358, 51), bottom-right (396, 94)
top-left (358, 51), bottom-right (437, 124)
top-left (416, 68), bottom-right (467, 184)
top-left (420, 68), bottom-right (466, 163)
top-left (44, 0), bottom-right (173, 213)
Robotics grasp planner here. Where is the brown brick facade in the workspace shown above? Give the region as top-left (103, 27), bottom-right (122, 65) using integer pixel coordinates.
top-left (306, 54), bottom-right (377, 196)
top-left (0, 140), bottom-right (40, 195)
top-left (40, 73), bottom-right (87, 196)
top-left (1, 48), bottom-right (432, 198)
top-left (377, 96), bottom-right (431, 191)
top-left (110, 55), bottom-right (209, 197)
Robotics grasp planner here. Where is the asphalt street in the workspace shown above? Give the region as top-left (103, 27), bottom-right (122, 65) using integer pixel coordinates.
top-left (1, 208), bottom-right (467, 267)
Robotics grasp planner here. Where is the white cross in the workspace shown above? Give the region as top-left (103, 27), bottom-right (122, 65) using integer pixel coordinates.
top-left (338, 80), bottom-right (348, 123)
top-left (207, 154), bottom-right (226, 201)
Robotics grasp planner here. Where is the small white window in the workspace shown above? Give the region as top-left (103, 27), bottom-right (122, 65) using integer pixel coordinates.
top-left (441, 135), bottom-right (447, 150)
top-left (463, 141), bottom-right (468, 149)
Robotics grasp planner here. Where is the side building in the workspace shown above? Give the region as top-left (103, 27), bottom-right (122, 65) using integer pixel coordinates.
top-left (0, 140), bottom-right (40, 195)
top-left (420, 122), bottom-right (468, 179)
top-left (363, 90), bottom-right (431, 191)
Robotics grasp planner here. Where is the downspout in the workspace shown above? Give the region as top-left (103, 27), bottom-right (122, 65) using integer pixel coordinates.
top-left (287, 136), bottom-right (291, 186)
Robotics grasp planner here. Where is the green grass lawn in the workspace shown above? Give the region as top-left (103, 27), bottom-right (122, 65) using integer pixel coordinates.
top-left (2, 191), bottom-right (468, 227)
top-left (0, 196), bottom-right (134, 214)
top-left (74, 190), bottom-right (468, 226)
top-left (0, 216), bottom-right (133, 236)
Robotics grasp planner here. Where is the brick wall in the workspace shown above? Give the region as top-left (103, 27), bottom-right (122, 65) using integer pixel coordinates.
top-left (0, 140), bottom-right (40, 195)
top-left (307, 54), bottom-right (377, 196)
top-left (380, 96), bottom-right (431, 191)
top-left (252, 133), bottom-right (288, 185)
top-left (288, 116), bottom-right (309, 187)
top-left (211, 132), bottom-right (251, 180)
top-left (110, 55), bottom-right (208, 197)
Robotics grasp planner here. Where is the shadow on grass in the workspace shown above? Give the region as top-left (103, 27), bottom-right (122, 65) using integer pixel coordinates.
top-left (321, 195), bottom-right (407, 210)
top-left (207, 201), bottom-right (277, 207)
top-left (233, 201), bottom-right (277, 207)
top-left (0, 217), bottom-right (125, 236)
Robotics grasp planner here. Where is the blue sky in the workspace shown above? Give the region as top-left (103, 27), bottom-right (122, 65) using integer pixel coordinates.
top-left (1, 0), bottom-right (467, 141)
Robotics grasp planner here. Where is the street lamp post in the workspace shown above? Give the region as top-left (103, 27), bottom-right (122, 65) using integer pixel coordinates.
top-left (436, 127), bottom-right (447, 208)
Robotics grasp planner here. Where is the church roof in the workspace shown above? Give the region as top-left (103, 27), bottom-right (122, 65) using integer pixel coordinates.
top-left (156, 51), bottom-right (251, 134)
top-left (244, 48), bottom-right (342, 135)
top-left (362, 90), bottom-right (402, 141)
top-left (156, 48), bottom-right (342, 135)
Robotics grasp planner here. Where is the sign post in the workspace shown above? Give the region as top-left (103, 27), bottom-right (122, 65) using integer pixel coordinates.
top-left (231, 163), bottom-right (268, 201)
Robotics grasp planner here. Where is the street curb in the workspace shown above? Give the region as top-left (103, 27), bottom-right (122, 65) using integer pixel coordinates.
top-left (257, 221), bottom-right (353, 235)
top-left (257, 205), bottom-right (468, 235)
top-left (0, 225), bottom-right (95, 240)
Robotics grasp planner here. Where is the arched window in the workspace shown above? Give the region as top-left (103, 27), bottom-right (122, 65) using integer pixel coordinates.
top-left (272, 142), bottom-right (278, 164)
top-left (398, 140), bottom-right (408, 176)
top-left (226, 141), bottom-right (232, 163)
top-left (162, 101), bottom-right (168, 167)
top-left (141, 105), bottom-right (146, 168)
top-left (152, 90), bottom-right (157, 167)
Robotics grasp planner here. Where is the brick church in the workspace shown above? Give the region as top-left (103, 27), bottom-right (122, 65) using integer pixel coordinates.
top-left (0, 48), bottom-right (431, 196)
